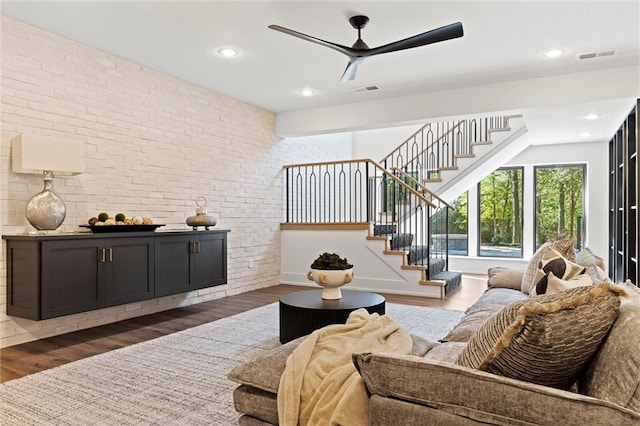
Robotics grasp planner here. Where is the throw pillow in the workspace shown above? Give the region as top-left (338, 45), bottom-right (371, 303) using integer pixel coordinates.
top-left (529, 248), bottom-right (586, 296)
top-left (456, 282), bottom-right (625, 390)
top-left (580, 281), bottom-right (640, 410)
top-left (487, 267), bottom-right (525, 290)
top-left (531, 271), bottom-right (592, 296)
top-left (521, 239), bottom-right (576, 293)
top-left (584, 264), bottom-right (611, 284)
top-left (575, 247), bottom-right (606, 270)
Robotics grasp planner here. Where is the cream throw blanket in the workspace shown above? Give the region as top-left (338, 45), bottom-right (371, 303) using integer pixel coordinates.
top-left (277, 308), bottom-right (412, 425)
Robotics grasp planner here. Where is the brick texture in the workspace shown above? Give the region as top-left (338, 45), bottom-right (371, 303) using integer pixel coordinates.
top-left (0, 17), bottom-right (353, 347)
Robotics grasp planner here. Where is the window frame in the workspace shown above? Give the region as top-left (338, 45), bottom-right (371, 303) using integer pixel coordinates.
top-left (476, 166), bottom-right (524, 258)
top-left (533, 163), bottom-right (587, 252)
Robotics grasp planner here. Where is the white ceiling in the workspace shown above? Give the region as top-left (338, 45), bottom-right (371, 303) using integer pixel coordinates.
top-left (2, 1), bottom-right (639, 141)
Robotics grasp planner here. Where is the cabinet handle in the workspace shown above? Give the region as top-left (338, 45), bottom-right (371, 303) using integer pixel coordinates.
top-left (195, 241), bottom-right (201, 253)
top-left (189, 241), bottom-right (195, 253)
top-left (99, 248), bottom-right (106, 263)
top-left (108, 248), bottom-right (113, 262)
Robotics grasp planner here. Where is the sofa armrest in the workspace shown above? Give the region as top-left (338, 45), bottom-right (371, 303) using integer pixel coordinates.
top-left (353, 353), bottom-right (640, 426)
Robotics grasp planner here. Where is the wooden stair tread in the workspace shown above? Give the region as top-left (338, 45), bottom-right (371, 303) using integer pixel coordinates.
top-left (420, 279), bottom-right (447, 287)
top-left (366, 236), bottom-right (389, 241)
top-left (383, 250), bottom-right (407, 256)
top-left (401, 264), bottom-right (426, 271)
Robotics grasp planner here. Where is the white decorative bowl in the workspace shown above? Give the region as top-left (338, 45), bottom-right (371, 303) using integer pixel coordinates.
top-left (306, 268), bottom-right (354, 299)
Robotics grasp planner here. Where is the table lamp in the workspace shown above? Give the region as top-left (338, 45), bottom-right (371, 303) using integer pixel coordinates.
top-left (12, 134), bottom-right (85, 230)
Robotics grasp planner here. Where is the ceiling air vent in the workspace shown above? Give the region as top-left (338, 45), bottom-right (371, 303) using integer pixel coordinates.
top-left (577, 49), bottom-right (616, 60)
top-left (351, 85), bottom-right (380, 93)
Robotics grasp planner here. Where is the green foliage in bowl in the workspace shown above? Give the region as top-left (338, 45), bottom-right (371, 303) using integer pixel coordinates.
top-left (310, 252), bottom-right (353, 270)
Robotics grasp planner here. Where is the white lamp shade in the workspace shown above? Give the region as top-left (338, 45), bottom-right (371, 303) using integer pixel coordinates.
top-left (12, 134), bottom-right (85, 176)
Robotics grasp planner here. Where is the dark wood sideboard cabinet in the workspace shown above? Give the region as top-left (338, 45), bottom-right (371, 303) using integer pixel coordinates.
top-left (3, 230), bottom-right (229, 320)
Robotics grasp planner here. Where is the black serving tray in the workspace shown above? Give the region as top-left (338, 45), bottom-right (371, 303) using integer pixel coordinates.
top-left (79, 224), bottom-right (165, 233)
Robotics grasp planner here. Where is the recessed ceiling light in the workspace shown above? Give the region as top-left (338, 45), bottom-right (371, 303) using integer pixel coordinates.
top-left (298, 88), bottom-right (316, 97)
top-left (217, 47), bottom-right (239, 57)
top-left (542, 48), bottom-right (565, 58)
top-left (580, 132), bottom-right (592, 138)
top-left (583, 113), bottom-right (602, 120)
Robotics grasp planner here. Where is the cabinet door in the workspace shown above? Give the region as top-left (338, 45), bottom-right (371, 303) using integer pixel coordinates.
top-left (155, 234), bottom-right (193, 297)
top-left (193, 233), bottom-right (227, 289)
top-left (106, 237), bottom-right (155, 305)
top-left (41, 240), bottom-right (104, 319)
top-left (6, 240), bottom-right (41, 320)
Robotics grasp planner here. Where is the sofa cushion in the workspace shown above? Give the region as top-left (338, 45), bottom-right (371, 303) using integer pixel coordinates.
top-left (487, 267), bottom-right (525, 290)
top-left (533, 271), bottom-right (592, 296)
top-left (355, 353), bottom-right (640, 426)
top-left (423, 342), bottom-right (467, 362)
top-left (581, 281), bottom-right (640, 410)
top-left (440, 288), bottom-right (527, 342)
top-left (456, 282), bottom-right (624, 390)
top-left (521, 239), bottom-right (576, 293)
top-left (233, 385), bottom-right (278, 425)
top-left (228, 336), bottom-right (305, 393)
top-left (228, 333), bottom-right (433, 394)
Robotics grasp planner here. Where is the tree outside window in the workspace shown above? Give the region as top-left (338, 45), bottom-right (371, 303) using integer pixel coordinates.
top-left (534, 165), bottom-right (585, 250)
top-left (478, 168), bottom-right (523, 257)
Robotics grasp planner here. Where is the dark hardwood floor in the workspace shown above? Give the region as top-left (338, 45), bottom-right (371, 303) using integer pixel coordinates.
top-left (0, 280), bottom-right (486, 383)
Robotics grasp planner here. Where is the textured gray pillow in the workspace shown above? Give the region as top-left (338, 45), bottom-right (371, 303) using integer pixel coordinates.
top-left (575, 247), bottom-right (606, 270)
top-left (580, 281), bottom-right (640, 410)
top-left (456, 282), bottom-right (624, 390)
top-left (584, 264), bottom-right (611, 284)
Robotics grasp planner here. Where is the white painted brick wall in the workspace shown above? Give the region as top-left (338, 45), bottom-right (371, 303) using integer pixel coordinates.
top-left (0, 16), bottom-right (353, 347)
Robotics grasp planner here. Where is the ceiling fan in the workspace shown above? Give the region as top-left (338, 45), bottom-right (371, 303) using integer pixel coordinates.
top-left (269, 15), bottom-right (464, 83)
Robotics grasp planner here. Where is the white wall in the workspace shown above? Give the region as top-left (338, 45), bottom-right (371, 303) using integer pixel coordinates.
top-left (0, 17), bottom-right (353, 347)
top-left (281, 229), bottom-right (440, 298)
top-left (352, 124), bottom-right (422, 162)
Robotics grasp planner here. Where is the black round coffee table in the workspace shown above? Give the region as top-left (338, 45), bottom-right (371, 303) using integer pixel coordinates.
top-left (279, 290), bottom-right (386, 343)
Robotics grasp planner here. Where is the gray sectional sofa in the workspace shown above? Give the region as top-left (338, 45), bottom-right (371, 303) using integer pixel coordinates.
top-left (228, 247), bottom-right (640, 425)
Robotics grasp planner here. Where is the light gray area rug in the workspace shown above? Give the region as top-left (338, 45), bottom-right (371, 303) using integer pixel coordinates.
top-left (1, 302), bottom-right (464, 426)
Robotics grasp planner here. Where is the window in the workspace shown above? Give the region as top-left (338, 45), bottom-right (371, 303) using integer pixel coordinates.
top-left (449, 191), bottom-right (468, 255)
top-left (478, 168), bottom-right (523, 257)
top-left (534, 164), bottom-right (585, 250)
top-left (384, 171), bottom-right (418, 212)
top-left (429, 191), bottom-right (468, 255)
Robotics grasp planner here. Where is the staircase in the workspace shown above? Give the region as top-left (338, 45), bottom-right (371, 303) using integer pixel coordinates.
top-left (370, 224), bottom-right (461, 297)
top-left (281, 113), bottom-right (528, 298)
top-left (380, 115), bottom-right (527, 201)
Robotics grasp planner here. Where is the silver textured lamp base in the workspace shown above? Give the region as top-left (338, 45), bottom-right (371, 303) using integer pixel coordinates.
top-left (25, 171), bottom-right (66, 231)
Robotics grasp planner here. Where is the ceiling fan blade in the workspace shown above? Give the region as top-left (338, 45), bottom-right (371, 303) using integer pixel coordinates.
top-left (268, 24), bottom-right (357, 58)
top-left (365, 22), bottom-right (463, 57)
top-left (340, 58), bottom-right (364, 83)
